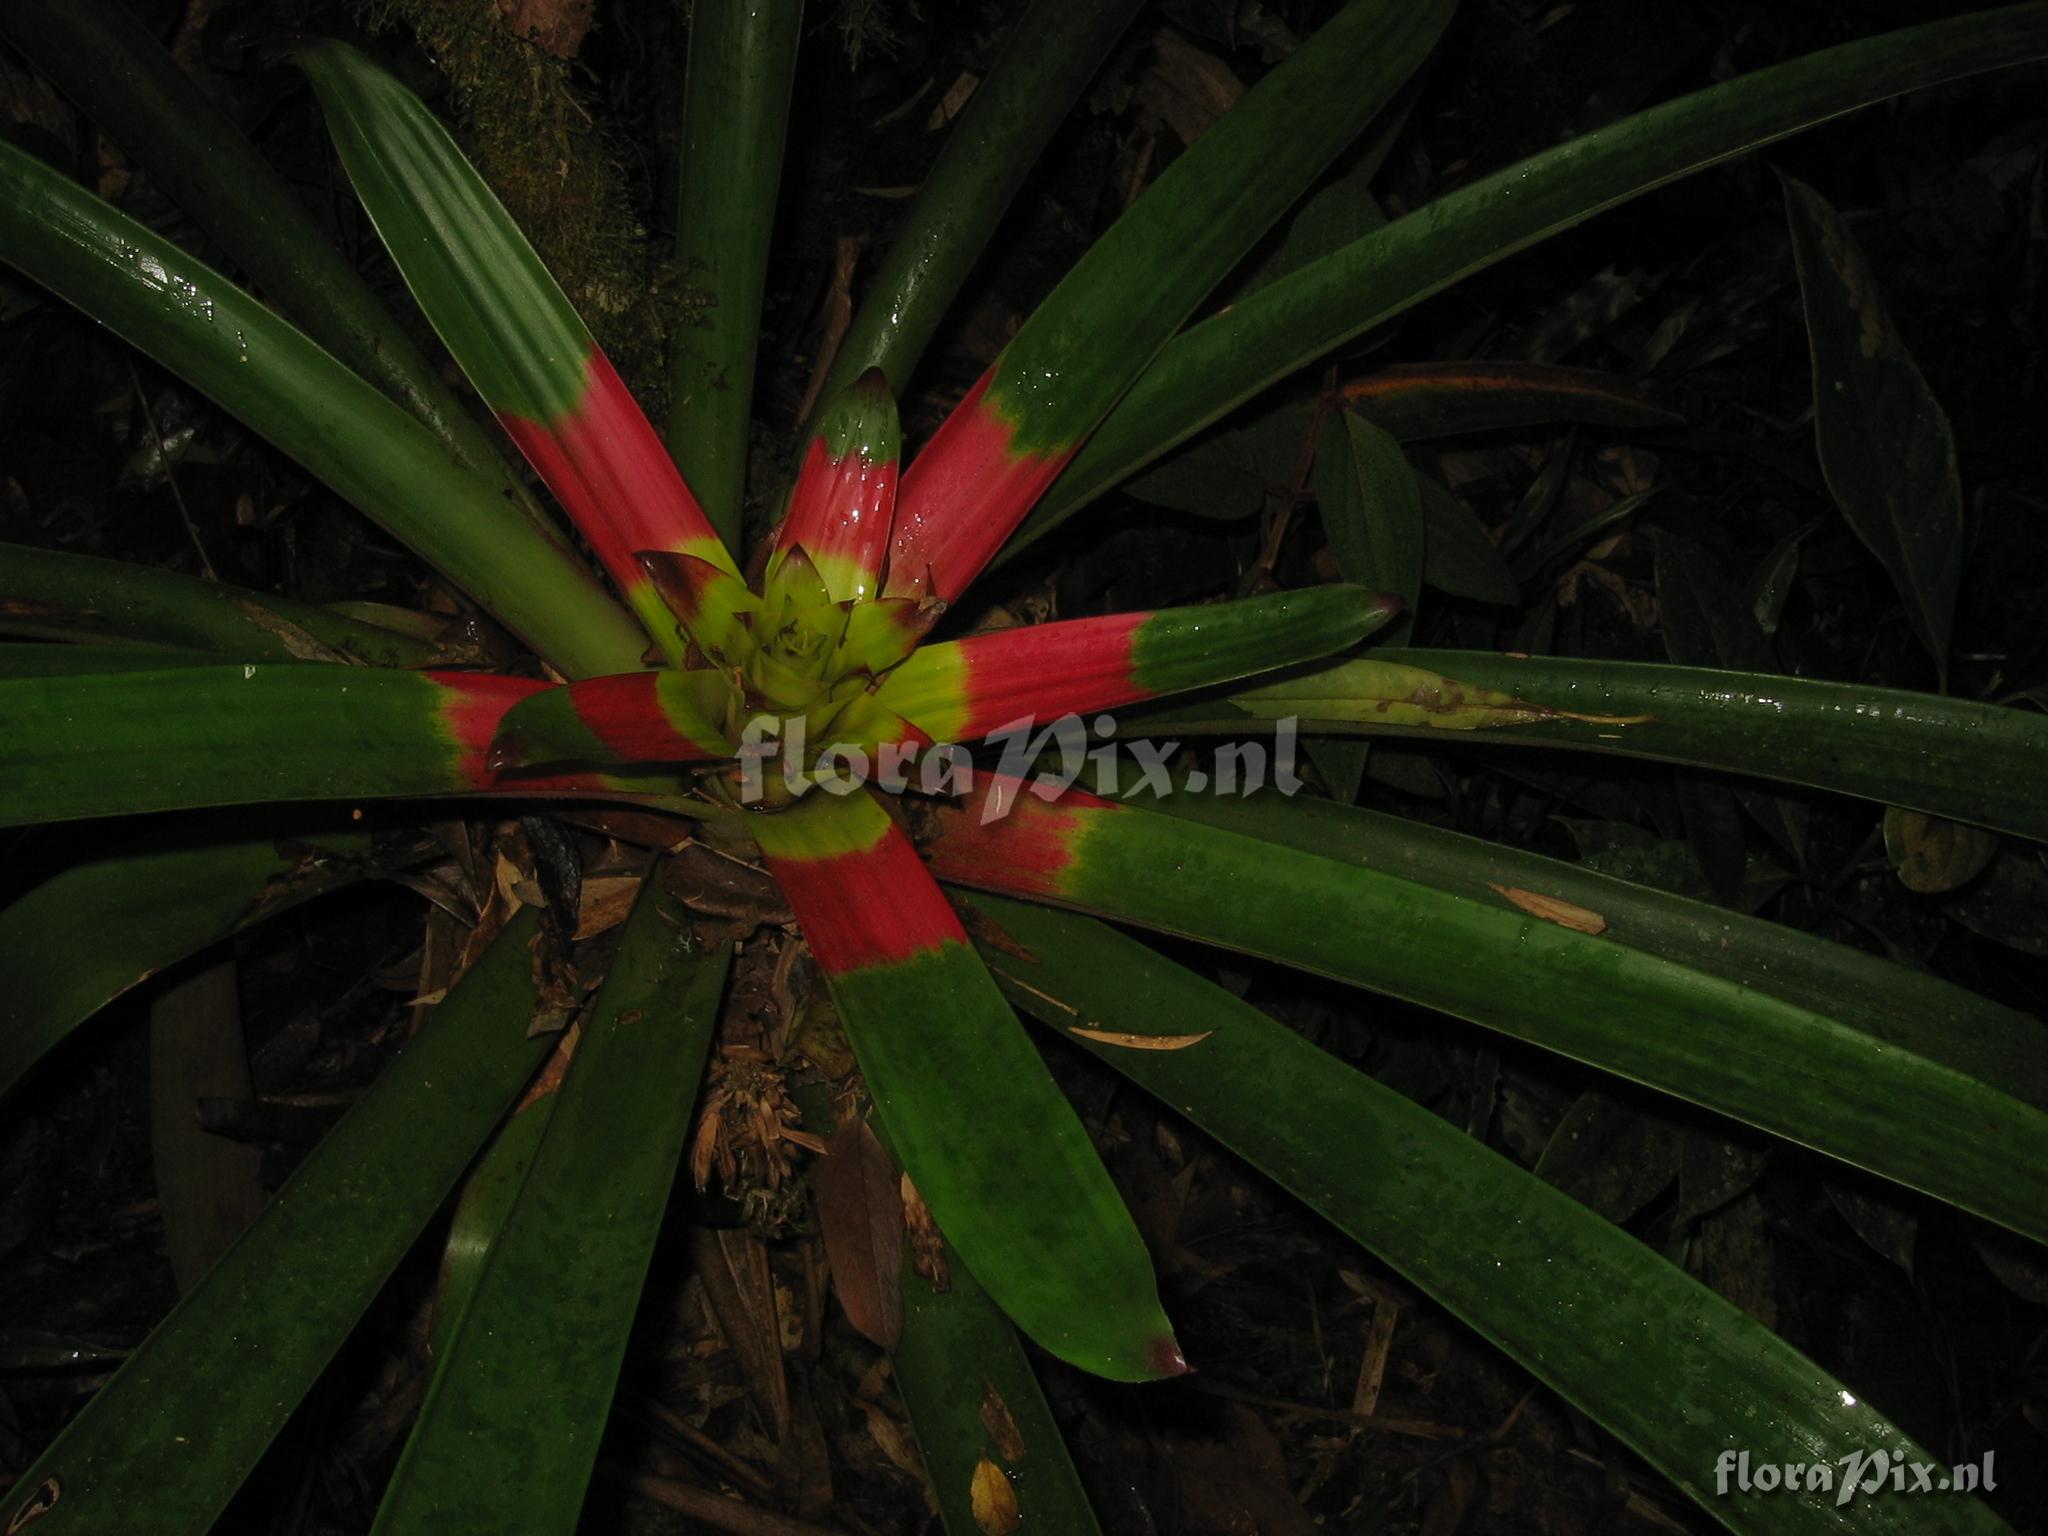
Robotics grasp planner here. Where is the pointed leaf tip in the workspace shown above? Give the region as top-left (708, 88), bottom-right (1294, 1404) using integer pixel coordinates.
top-left (1149, 1335), bottom-right (1193, 1380)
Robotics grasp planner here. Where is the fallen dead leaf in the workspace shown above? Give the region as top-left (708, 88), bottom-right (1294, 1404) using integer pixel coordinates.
top-left (572, 873), bottom-right (643, 940)
top-left (813, 1118), bottom-right (905, 1350)
top-left (969, 1454), bottom-right (1022, 1536)
top-left (1489, 884), bottom-right (1607, 935)
top-left (979, 1380), bottom-right (1026, 1463)
top-left (1069, 1027), bottom-right (1212, 1051)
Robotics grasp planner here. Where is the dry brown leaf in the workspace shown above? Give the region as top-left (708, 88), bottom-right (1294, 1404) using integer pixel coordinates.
top-left (813, 1118), bottom-right (905, 1350)
top-left (927, 71), bottom-right (980, 130)
top-left (901, 1173), bottom-right (949, 1289)
top-left (979, 1380), bottom-right (1026, 1463)
top-left (1488, 884), bottom-right (1608, 935)
top-left (571, 873), bottom-right (643, 940)
top-left (969, 1454), bottom-right (1022, 1536)
top-left (1069, 1026), bottom-right (1213, 1051)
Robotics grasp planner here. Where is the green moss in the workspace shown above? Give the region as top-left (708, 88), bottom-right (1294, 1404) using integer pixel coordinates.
top-left (356, 0), bottom-right (670, 397)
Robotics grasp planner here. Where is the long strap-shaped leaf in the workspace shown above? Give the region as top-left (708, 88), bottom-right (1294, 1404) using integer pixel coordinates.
top-left (373, 881), bottom-right (730, 1534)
top-left (1128, 777), bottom-right (2048, 1112)
top-left (964, 895), bottom-right (2011, 1536)
top-left (0, 141), bottom-right (647, 680)
top-left (1136, 650), bottom-right (2048, 842)
top-left (1014, 3), bottom-right (2048, 552)
top-left (0, 818), bottom-right (427, 1102)
top-left (301, 43), bottom-right (741, 662)
top-left (921, 781), bottom-right (2048, 1243)
top-left (893, 1235), bottom-right (1106, 1536)
top-left (0, 912), bottom-right (553, 1536)
top-left (811, 0), bottom-right (1146, 420)
top-left (0, 543), bottom-right (452, 666)
top-left (0, 0), bottom-right (556, 537)
top-left (883, 0), bottom-right (1455, 607)
top-left (748, 788), bottom-right (1181, 1380)
top-left (0, 664), bottom-right (638, 827)
top-left (873, 586), bottom-right (1400, 742)
top-left (666, 0), bottom-right (803, 548)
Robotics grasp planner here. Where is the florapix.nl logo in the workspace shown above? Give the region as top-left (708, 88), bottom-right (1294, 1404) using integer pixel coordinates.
top-left (1714, 1446), bottom-right (1997, 1508)
top-left (730, 711), bottom-right (1306, 820)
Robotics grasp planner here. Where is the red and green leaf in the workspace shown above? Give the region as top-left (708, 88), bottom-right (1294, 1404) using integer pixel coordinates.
top-left (489, 669), bottom-right (733, 771)
top-left (920, 779), bottom-right (2048, 1245)
top-left (748, 790), bottom-right (1182, 1381)
top-left (300, 43), bottom-right (740, 662)
top-left (774, 369), bottom-right (900, 604)
top-left (882, 0), bottom-right (1456, 606)
top-left (0, 663), bottom-right (632, 827)
top-left (874, 585), bottom-right (1399, 742)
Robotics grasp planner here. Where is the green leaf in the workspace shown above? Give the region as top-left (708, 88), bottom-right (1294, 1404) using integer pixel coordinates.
top-left (963, 895), bottom-right (2010, 1536)
top-left (1342, 361), bottom-right (1682, 441)
top-left (1418, 478), bottom-right (1520, 604)
top-left (1653, 530), bottom-right (1808, 864)
top-left (1144, 649), bottom-right (2048, 843)
top-left (749, 790), bottom-right (1180, 1381)
top-left (0, 543), bottom-right (452, 666)
top-left (1783, 172), bottom-right (1963, 688)
top-left (984, 0), bottom-right (1455, 457)
top-left (375, 879), bottom-right (729, 1534)
top-left (667, 0), bottom-right (804, 546)
top-left (0, 819), bottom-right (428, 1102)
top-left (0, 0), bottom-right (557, 531)
top-left (0, 665), bottom-right (516, 827)
top-left (893, 1241), bottom-right (1106, 1536)
top-left (814, 0), bottom-right (1145, 421)
top-left (0, 140), bottom-right (647, 681)
top-left (0, 912), bottom-right (554, 1536)
top-left (925, 789), bottom-right (2048, 1242)
top-left (1316, 411), bottom-right (1423, 639)
top-left (1016, 4), bottom-right (2048, 552)
top-left (1144, 789), bottom-right (2029, 1096)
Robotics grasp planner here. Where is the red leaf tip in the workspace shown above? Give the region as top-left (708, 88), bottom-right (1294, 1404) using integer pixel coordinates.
top-left (1148, 1335), bottom-right (1193, 1380)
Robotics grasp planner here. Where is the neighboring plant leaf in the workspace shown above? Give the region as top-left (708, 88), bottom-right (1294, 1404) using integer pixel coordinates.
top-left (0, 140), bottom-right (646, 681)
top-left (1314, 412), bottom-right (1423, 641)
top-left (1782, 172), bottom-right (1962, 687)
top-left (1418, 478), bottom-right (1520, 605)
top-left (1884, 808), bottom-right (1999, 895)
top-left (1534, 1090), bottom-right (1682, 1226)
top-left (1341, 361), bottom-right (1682, 440)
top-left (963, 894), bottom-right (2007, 1536)
top-left (749, 789), bottom-right (1182, 1381)
top-left (924, 781), bottom-right (2048, 1242)
top-left (0, 912), bottom-right (553, 1536)
top-left (1654, 530), bottom-right (1807, 864)
top-left (374, 881), bottom-right (729, 1534)
top-left (1017, 4), bottom-right (2048, 552)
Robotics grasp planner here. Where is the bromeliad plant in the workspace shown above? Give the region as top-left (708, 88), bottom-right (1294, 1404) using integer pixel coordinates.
top-left (3, 2), bottom-right (2047, 1533)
